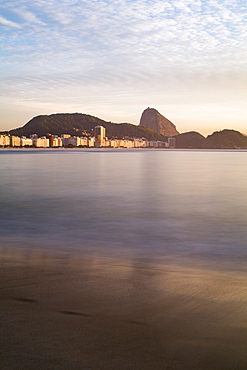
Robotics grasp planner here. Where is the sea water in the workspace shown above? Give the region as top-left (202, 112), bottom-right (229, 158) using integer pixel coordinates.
top-left (0, 148), bottom-right (246, 273)
top-left (1, 148), bottom-right (247, 369)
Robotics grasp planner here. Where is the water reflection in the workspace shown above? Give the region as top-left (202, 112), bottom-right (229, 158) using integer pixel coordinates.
top-left (1, 149), bottom-right (247, 369)
top-left (0, 149), bottom-right (247, 271)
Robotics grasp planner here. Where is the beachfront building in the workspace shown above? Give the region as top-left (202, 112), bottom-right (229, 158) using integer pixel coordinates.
top-left (80, 137), bottom-right (88, 146)
top-left (33, 137), bottom-right (50, 148)
top-left (10, 136), bottom-right (21, 147)
top-left (133, 138), bottom-right (146, 148)
top-left (119, 139), bottom-right (134, 148)
top-left (61, 134), bottom-right (71, 139)
top-left (54, 137), bottom-right (63, 147)
top-left (30, 134), bottom-right (38, 139)
top-left (67, 136), bottom-right (81, 147)
top-left (107, 139), bottom-right (118, 148)
top-left (20, 137), bottom-right (33, 147)
top-left (144, 140), bottom-right (168, 148)
top-left (61, 134), bottom-right (70, 147)
top-left (61, 135), bottom-right (70, 147)
top-left (94, 125), bottom-right (106, 147)
top-left (168, 137), bottom-right (176, 148)
top-left (61, 136), bottom-right (88, 147)
top-left (60, 134), bottom-right (92, 147)
top-left (124, 139), bottom-right (135, 148)
top-left (88, 137), bottom-right (95, 147)
top-left (47, 135), bottom-right (62, 147)
top-left (1, 125), bottom-right (168, 149)
top-left (0, 135), bottom-right (10, 146)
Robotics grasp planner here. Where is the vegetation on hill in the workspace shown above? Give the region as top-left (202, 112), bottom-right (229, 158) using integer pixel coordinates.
top-left (173, 129), bottom-right (247, 149)
top-left (203, 129), bottom-right (247, 149)
top-left (173, 131), bottom-right (205, 148)
top-left (9, 113), bottom-right (167, 141)
top-left (6, 113), bottom-right (247, 149)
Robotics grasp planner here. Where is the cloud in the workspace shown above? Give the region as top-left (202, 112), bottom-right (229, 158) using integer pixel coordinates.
top-left (13, 8), bottom-right (46, 25)
top-left (1, 0), bottom-right (247, 133)
top-left (2, 0), bottom-right (246, 72)
top-left (0, 15), bottom-right (21, 28)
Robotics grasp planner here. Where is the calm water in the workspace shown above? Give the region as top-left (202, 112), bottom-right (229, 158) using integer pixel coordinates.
top-left (1, 148), bottom-right (247, 272)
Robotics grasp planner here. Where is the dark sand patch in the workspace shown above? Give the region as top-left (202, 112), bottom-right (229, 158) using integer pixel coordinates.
top-left (12, 297), bottom-right (39, 303)
top-left (0, 252), bottom-right (246, 369)
top-left (58, 310), bottom-right (94, 317)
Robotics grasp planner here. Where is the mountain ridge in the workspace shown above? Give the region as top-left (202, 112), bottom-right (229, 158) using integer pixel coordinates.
top-left (4, 109), bottom-right (247, 149)
top-left (173, 131), bottom-right (205, 148)
top-left (202, 129), bottom-right (247, 149)
top-left (8, 112), bottom-right (168, 142)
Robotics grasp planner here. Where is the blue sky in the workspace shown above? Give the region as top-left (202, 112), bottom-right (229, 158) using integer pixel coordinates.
top-left (1, 0), bottom-right (246, 135)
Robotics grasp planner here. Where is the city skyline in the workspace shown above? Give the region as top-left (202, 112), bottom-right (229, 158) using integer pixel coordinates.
top-left (1, 0), bottom-right (247, 135)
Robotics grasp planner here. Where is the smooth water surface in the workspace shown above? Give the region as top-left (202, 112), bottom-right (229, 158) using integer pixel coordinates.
top-left (1, 148), bottom-right (246, 272)
top-left (1, 149), bottom-right (247, 369)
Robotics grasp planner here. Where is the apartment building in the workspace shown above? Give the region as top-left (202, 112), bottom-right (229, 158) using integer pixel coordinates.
top-left (10, 136), bottom-right (21, 147)
top-left (33, 137), bottom-right (50, 148)
top-left (0, 135), bottom-right (11, 146)
top-left (94, 125), bottom-right (106, 147)
top-left (20, 137), bottom-right (33, 146)
top-left (1, 125), bottom-right (168, 149)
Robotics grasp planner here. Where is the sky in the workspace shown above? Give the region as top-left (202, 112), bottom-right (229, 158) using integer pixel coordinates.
top-left (1, 0), bottom-right (246, 136)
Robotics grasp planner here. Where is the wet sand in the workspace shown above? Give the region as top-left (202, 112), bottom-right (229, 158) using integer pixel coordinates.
top-left (1, 250), bottom-right (247, 369)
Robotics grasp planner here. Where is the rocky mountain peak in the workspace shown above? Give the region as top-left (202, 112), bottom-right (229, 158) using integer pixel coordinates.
top-left (139, 107), bottom-right (179, 137)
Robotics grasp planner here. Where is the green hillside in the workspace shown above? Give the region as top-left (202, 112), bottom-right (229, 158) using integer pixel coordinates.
top-left (9, 113), bottom-right (167, 141)
top-left (173, 129), bottom-right (247, 149)
top-left (173, 131), bottom-right (205, 148)
top-left (203, 129), bottom-right (247, 149)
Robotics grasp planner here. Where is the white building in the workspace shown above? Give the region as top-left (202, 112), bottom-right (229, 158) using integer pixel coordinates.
top-left (94, 126), bottom-right (106, 147)
top-left (20, 137), bottom-right (33, 146)
top-left (168, 137), bottom-right (176, 148)
top-left (0, 135), bottom-right (10, 146)
top-left (47, 135), bottom-right (62, 147)
top-left (80, 137), bottom-right (88, 146)
top-left (134, 138), bottom-right (146, 148)
top-left (144, 141), bottom-right (168, 148)
top-left (11, 136), bottom-right (21, 147)
top-left (52, 137), bottom-right (62, 147)
top-left (33, 137), bottom-right (49, 148)
top-left (88, 137), bottom-right (95, 147)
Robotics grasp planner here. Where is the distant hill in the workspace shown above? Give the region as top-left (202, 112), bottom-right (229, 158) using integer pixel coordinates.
top-left (139, 107), bottom-right (179, 137)
top-left (9, 113), bottom-right (167, 141)
top-left (173, 131), bottom-right (205, 148)
top-left (173, 130), bottom-right (247, 149)
top-left (203, 129), bottom-right (247, 149)
top-left (6, 111), bottom-right (247, 149)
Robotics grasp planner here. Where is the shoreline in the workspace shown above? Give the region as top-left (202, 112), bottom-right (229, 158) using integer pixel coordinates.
top-left (1, 147), bottom-right (247, 151)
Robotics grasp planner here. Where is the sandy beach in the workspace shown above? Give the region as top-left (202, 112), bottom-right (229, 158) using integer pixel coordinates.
top-left (1, 248), bottom-right (246, 370)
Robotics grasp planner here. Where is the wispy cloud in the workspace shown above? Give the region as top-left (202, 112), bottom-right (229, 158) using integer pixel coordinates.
top-left (0, 15), bottom-right (21, 28)
top-left (13, 8), bottom-right (46, 25)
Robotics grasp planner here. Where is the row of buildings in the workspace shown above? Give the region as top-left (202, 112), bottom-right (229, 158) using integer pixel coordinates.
top-left (0, 126), bottom-right (176, 149)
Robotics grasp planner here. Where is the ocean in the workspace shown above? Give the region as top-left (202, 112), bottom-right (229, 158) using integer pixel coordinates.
top-left (1, 148), bottom-right (246, 271)
top-left (1, 148), bottom-right (247, 369)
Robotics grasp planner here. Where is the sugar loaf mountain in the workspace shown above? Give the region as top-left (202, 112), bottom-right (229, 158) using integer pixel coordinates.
top-left (5, 107), bottom-right (247, 149)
